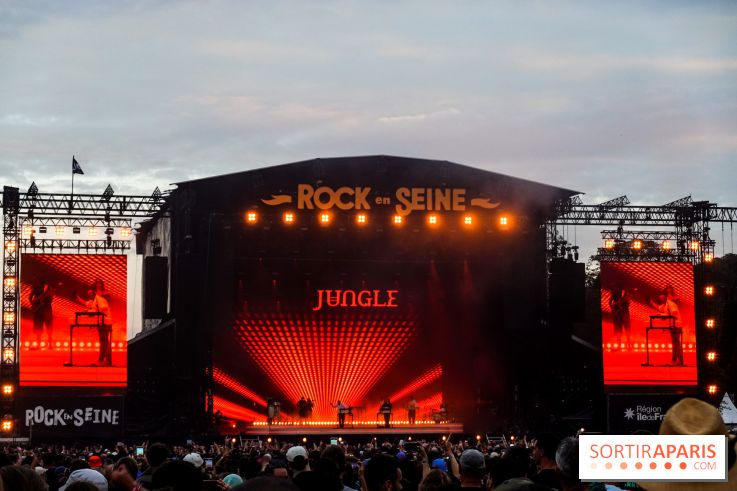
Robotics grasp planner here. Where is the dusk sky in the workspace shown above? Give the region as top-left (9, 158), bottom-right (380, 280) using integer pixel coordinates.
top-left (2, 1), bottom-right (736, 257)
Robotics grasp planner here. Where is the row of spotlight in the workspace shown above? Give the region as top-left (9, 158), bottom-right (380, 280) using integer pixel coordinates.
top-left (244, 211), bottom-right (513, 229)
top-left (603, 239), bottom-right (713, 262)
top-left (20, 225), bottom-right (132, 237)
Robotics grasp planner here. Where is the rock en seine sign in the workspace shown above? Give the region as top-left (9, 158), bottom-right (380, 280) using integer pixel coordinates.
top-left (262, 184), bottom-right (500, 216)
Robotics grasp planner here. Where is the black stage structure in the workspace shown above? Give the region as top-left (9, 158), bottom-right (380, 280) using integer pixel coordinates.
top-left (129, 156), bottom-right (580, 438)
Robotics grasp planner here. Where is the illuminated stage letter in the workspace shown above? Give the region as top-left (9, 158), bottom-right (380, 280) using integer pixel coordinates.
top-left (355, 187), bottom-right (371, 210)
top-left (341, 290), bottom-right (357, 307)
top-left (298, 184), bottom-right (315, 209)
top-left (386, 290), bottom-right (398, 307)
top-left (433, 189), bottom-right (449, 210)
top-left (313, 290), bottom-right (325, 311)
top-left (335, 187), bottom-right (355, 210)
top-left (326, 290), bottom-right (340, 307)
top-left (372, 290), bottom-right (386, 307)
top-left (411, 188), bottom-right (425, 211)
top-left (395, 187), bottom-right (412, 216)
top-left (452, 189), bottom-right (466, 210)
top-left (314, 187), bottom-right (335, 210)
top-left (358, 290), bottom-right (372, 307)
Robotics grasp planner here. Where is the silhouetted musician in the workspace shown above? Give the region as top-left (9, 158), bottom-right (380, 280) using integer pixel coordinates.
top-left (332, 400), bottom-right (348, 428)
top-left (380, 399), bottom-right (392, 428)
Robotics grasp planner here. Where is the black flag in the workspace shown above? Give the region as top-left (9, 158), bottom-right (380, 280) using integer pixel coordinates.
top-left (72, 156), bottom-right (84, 175)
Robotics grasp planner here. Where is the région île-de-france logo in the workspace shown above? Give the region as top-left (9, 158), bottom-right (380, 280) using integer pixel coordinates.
top-left (261, 184), bottom-right (500, 217)
top-left (624, 408), bottom-right (635, 420)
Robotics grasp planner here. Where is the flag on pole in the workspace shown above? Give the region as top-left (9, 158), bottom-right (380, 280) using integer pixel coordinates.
top-left (72, 156), bottom-right (84, 175)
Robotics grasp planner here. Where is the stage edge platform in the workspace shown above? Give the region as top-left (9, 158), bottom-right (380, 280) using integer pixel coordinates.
top-left (241, 423), bottom-right (464, 437)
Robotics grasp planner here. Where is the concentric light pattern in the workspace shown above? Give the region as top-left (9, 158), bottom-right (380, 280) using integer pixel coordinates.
top-left (232, 312), bottom-right (416, 420)
top-left (388, 364), bottom-right (442, 403)
top-left (213, 367), bottom-right (268, 407)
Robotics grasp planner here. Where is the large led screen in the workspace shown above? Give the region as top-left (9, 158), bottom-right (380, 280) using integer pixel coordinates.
top-left (20, 254), bottom-right (127, 387)
top-left (601, 262), bottom-right (696, 387)
top-left (212, 256), bottom-right (525, 427)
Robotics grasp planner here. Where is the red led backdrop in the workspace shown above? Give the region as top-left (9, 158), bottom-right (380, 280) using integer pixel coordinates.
top-left (20, 254), bottom-right (127, 387)
top-left (600, 262), bottom-right (696, 387)
top-left (211, 257), bottom-right (500, 426)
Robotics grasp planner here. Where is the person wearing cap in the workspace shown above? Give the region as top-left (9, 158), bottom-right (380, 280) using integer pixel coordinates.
top-left (458, 449), bottom-right (488, 490)
top-left (59, 468), bottom-right (109, 491)
top-left (286, 446), bottom-right (310, 478)
top-left (182, 452), bottom-right (204, 469)
top-left (638, 397), bottom-right (737, 491)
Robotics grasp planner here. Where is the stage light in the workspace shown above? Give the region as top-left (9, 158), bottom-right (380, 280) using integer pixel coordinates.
top-left (706, 352), bottom-right (717, 362)
top-left (499, 215), bottom-right (509, 227)
top-left (246, 211), bottom-right (258, 224)
top-left (338, 437), bottom-right (343, 443)
top-left (72, 226), bottom-right (81, 234)
top-left (604, 239), bottom-right (615, 249)
top-left (55, 225), bottom-right (64, 235)
top-left (1, 385), bottom-right (12, 396)
top-left (705, 285), bottom-right (715, 296)
top-left (302, 437), bottom-right (307, 443)
top-left (283, 212), bottom-right (295, 224)
top-left (318, 212), bottom-right (332, 225)
top-left (463, 215), bottom-right (473, 226)
top-left (4, 241), bottom-right (15, 253)
top-left (661, 240), bottom-right (671, 250)
top-left (1, 419), bottom-right (12, 433)
top-left (441, 436), bottom-right (446, 441)
top-left (267, 437), bottom-right (272, 443)
top-left (2, 349), bottom-right (13, 361)
top-left (476, 434), bottom-right (481, 441)
top-left (632, 240), bottom-right (642, 250)
top-left (3, 277), bottom-right (15, 289)
top-left (89, 226), bottom-right (98, 236)
top-left (707, 384), bottom-right (718, 395)
top-left (690, 241), bottom-right (700, 251)
top-left (2, 312), bottom-right (15, 324)
top-left (706, 318), bottom-right (715, 329)
top-left (704, 253), bottom-right (714, 263)
top-left (427, 214), bottom-right (439, 226)
top-left (392, 215), bottom-right (404, 226)
top-left (22, 225), bottom-right (33, 237)
top-left (356, 213), bottom-right (367, 225)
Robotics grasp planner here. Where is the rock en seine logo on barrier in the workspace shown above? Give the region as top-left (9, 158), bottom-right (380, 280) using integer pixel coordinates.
top-left (579, 435), bottom-right (728, 482)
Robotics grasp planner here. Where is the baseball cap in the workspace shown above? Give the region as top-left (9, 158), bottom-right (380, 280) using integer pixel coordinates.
top-left (88, 455), bottom-right (103, 469)
top-left (59, 468), bottom-right (109, 491)
top-left (183, 452), bottom-right (204, 468)
top-left (431, 457), bottom-right (448, 473)
top-left (460, 449), bottom-right (485, 473)
top-left (286, 446), bottom-right (308, 462)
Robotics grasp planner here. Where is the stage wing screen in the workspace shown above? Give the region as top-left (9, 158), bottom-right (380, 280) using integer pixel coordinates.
top-left (20, 254), bottom-right (127, 387)
top-left (600, 262), bottom-right (696, 387)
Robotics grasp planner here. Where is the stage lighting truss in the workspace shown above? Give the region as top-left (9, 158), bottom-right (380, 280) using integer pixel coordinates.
top-left (0, 185), bottom-right (166, 423)
top-left (595, 230), bottom-right (709, 263)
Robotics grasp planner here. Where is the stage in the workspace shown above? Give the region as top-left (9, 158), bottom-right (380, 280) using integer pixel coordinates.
top-left (240, 422), bottom-right (464, 437)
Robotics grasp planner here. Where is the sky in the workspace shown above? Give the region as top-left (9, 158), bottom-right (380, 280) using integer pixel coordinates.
top-left (1, 0), bottom-right (737, 259)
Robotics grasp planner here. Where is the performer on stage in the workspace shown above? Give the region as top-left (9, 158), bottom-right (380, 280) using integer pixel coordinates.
top-left (266, 398), bottom-right (276, 426)
top-left (29, 277), bottom-right (53, 349)
top-left (649, 285), bottom-right (685, 366)
top-left (75, 285), bottom-right (113, 366)
top-left (297, 396), bottom-right (308, 420)
top-left (380, 399), bottom-right (392, 428)
top-left (306, 397), bottom-right (314, 419)
top-left (407, 396), bottom-right (418, 425)
top-left (609, 286), bottom-right (631, 350)
top-left (332, 400), bottom-right (347, 428)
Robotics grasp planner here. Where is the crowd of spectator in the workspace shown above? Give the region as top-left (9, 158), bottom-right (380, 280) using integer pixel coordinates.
top-left (0, 433), bottom-right (640, 491)
top-left (1, 397), bottom-right (734, 491)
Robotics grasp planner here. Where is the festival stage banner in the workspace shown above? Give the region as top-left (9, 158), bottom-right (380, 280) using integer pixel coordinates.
top-left (607, 394), bottom-right (686, 434)
top-left (18, 395), bottom-right (124, 438)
